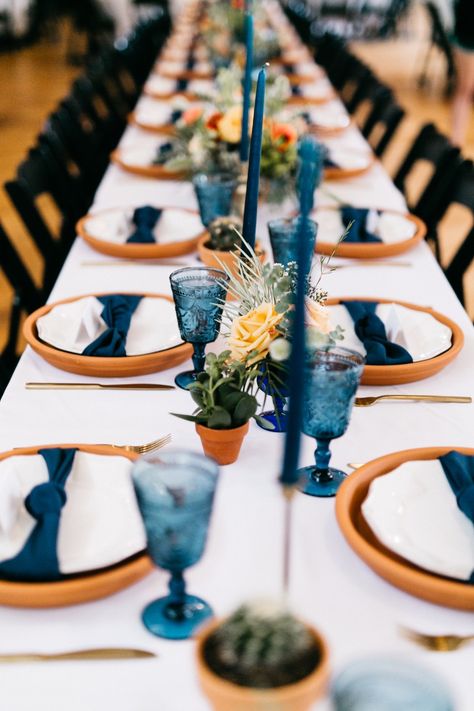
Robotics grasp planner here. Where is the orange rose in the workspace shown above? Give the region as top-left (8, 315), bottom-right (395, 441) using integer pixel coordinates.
top-left (182, 106), bottom-right (203, 125)
top-left (271, 122), bottom-right (298, 152)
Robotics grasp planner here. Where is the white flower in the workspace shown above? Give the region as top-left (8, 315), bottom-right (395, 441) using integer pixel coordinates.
top-left (188, 134), bottom-right (206, 167)
top-left (269, 337), bottom-right (291, 362)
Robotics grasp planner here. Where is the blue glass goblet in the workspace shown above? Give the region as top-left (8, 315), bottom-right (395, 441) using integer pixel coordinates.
top-left (257, 360), bottom-right (290, 433)
top-left (132, 449), bottom-right (219, 640)
top-left (297, 347), bottom-right (365, 497)
top-left (192, 173), bottom-right (237, 227)
top-left (170, 267), bottom-right (229, 389)
top-left (268, 217), bottom-right (318, 267)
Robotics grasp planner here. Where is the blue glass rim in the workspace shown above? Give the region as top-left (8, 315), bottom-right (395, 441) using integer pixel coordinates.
top-left (305, 345), bottom-right (366, 369)
top-left (268, 216), bottom-right (318, 234)
top-left (192, 173), bottom-right (237, 189)
top-left (169, 266), bottom-right (229, 287)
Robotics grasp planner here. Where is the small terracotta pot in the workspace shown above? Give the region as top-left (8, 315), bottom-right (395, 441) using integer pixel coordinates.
top-left (195, 422), bottom-right (249, 465)
top-left (196, 618), bottom-right (330, 711)
top-left (197, 236), bottom-right (266, 281)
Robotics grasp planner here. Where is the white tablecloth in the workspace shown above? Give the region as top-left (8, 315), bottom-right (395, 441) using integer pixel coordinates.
top-left (0, 20), bottom-right (473, 711)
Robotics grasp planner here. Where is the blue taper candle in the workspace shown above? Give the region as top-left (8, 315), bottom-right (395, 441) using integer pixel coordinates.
top-left (242, 65), bottom-right (266, 250)
top-left (279, 139), bottom-right (319, 486)
top-left (240, 13), bottom-right (254, 163)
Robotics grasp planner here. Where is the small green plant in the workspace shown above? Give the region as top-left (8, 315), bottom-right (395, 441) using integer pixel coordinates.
top-left (203, 601), bottom-right (320, 688)
top-left (207, 217), bottom-right (242, 252)
top-left (172, 351), bottom-right (271, 430)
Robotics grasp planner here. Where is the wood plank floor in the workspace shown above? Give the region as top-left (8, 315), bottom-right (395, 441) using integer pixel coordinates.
top-left (0, 8), bottom-right (472, 357)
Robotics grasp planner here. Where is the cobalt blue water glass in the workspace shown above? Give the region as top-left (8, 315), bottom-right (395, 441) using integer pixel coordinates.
top-left (332, 658), bottom-right (454, 711)
top-left (132, 449), bottom-right (219, 640)
top-left (297, 347), bottom-right (364, 497)
top-left (192, 173), bottom-right (237, 227)
top-left (268, 217), bottom-right (318, 267)
top-left (170, 267), bottom-right (229, 389)
top-left (257, 361), bottom-right (290, 433)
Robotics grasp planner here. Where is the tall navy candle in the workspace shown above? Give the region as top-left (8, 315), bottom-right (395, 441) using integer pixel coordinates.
top-left (242, 65), bottom-right (266, 251)
top-left (279, 140), bottom-right (319, 486)
top-left (240, 13), bottom-right (254, 163)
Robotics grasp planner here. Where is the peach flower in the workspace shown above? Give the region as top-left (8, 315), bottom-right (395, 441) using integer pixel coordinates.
top-left (228, 303), bottom-right (284, 363)
top-left (271, 122), bottom-right (298, 152)
top-left (182, 106), bottom-right (203, 125)
top-left (217, 106), bottom-right (243, 144)
top-left (304, 298), bottom-right (331, 334)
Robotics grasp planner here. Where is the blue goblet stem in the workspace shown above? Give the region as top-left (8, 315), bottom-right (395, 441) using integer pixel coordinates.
top-left (314, 439), bottom-right (332, 481)
top-left (168, 570), bottom-right (186, 606)
top-left (192, 343), bottom-right (206, 374)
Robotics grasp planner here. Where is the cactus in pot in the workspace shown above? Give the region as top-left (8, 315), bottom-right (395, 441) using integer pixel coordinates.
top-left (207, 216), bottom-right (242, 252)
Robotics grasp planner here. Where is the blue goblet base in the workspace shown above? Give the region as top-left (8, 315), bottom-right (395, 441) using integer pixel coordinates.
top-left (142, 594), bottom-right (213, 640)
top-left (256, 410), bottom-right (288, 433)
top-left (174, 370), bottom-right (199, 390)
top-left (297, 466), bottom-right (347, 498)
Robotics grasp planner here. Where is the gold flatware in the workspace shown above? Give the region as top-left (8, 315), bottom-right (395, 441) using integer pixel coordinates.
top-left (355, 395), bottom-right (472, 407)
top-left (26, 382), bottom-right (175, 391)
top-left (81, 260), bottom-right (187, 267)
top-left (0, 647), bottom-right (157, 663)
top-left (400, 628), bottom-right (474, 652)
top-left (332, 260), bottom-right (412, 270)
top-left (103, 432), bottom-right (172, 455)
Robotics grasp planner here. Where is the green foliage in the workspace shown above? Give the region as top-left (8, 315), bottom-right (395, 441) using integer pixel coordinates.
top-left (207, 217), bottom-right (242, 252)
top-left (172, 352), bottom-right (271, 430)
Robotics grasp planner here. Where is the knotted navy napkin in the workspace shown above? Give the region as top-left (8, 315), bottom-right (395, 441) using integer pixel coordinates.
top-left (342, 301), bottom-right (413, 366)
top-left (127, 206), bottom-right (162, 244)
top-left (439, 451), bottom-right (474, 583)
top-left (0, 448), bottom-right (77, 581)
top-left (82, 294), bottom-right (142, 357)
top-left (154, 141), bottom-right (174, 165)
top-left (186, 54), bottom-right (195, 72)
top-left (171, 109), bottom-right (183, 124)
top-left (342, 207), bottom-right (382, 243)
top-left (177, 78), bottom-right (188, 92)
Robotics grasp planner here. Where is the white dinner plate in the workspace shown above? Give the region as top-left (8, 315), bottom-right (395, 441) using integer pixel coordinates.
top-left (145, 75), bottom-right (178, 96)
top-left (362, 459), bottom-right (474, 581)
top-left (328, 303), bottom-right (452, 362)
top-left (0, 451), bottom-right (146, 576)
top-left (308, 101), bottom-right (351, 130)
top-left (313, 208), bottom-right (417, 245)
top-left (36, 295), bottom-right (182, 356)
top-left (84, 207), bottom-right (203, 246)
top-left (134, 98), bottom-right (176, 126)
top-left (300, 77), bottom-right (333, 101)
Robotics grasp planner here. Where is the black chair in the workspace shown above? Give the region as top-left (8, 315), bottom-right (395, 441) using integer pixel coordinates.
top-left (419, 2), bottom-right (456, 96)
top-left (0, 222), bottom-right (43, 396)
top-left (440, 161), bottom-right (474, 311)
top-left (393, 123), bottom-right (463, 257)
top-left (359, 90), bottom-right (405, 158)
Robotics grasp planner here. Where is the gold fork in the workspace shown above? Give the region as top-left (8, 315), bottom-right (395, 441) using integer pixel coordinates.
top-left (400, 628), bottom-right (474, 652)
top-left (355, 395), bottom-right (472, 407)
top-left (103, 433), bottom-right (172, 455)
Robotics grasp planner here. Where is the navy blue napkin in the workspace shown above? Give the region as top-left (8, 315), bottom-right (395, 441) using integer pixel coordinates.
top-left (439, 452), bottom-right (474, 583)
top-left (154, 141), bottom-right (174, 165)
top-left (171, 109), bottom-right (183, 124)
top-left (186, 55), bottom-right (195, 72)
top-left (177, 78), bottom-right (188, 92)
top-left (342, 301), bottom-right (413, 366)
top-left (342, 207), bottom-right (382, 244)
top-left (324, 155), bottom-right (339, 169)
top-left (82, 294), bottom-right (142, 357)
top-left (127, 206), bottom-right (162, 244)
top-left (0, 448), bottom-right (77, 582)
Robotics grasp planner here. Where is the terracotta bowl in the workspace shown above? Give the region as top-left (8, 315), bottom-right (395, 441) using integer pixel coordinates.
top-left (0, 444), bottom-right (153, 608)
top-left (23, 292), bottom-right (192, 378)
top-left (110, 149), bottom-right (187, 181)
top-left (324, 154), bottom-right (376, 181)
top-left (128, 113), bottom-right (176, 136)
top-left (196, 617), bottom-right (330, 711)
top-left (326, 297), bottom-right (464, 385)
top-left (76, 206), bottom-right (204, 260)
top-left (336, 446), bottom-right (474, 610)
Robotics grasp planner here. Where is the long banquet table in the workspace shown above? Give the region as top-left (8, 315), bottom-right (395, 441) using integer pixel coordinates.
top-left (0, 15), bottom-right (473, 711)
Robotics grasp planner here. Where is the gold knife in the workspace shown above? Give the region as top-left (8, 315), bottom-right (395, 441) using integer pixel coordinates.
top-left (0, 647), bottom-right (157, 663)
top-left (26, 383), bottom-right (175, 391)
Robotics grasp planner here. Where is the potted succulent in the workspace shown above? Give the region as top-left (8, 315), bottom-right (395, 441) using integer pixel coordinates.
top-left (196, 601), bottom-right (330, 711)
top-left (172, 351), bottom-right (270, 465)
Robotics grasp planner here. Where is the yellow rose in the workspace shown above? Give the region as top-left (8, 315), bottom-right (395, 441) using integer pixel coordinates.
top-left (217, 106), bottom-right (243, 144)
top-left (305, 298), bottom-right (331, 334)
top-left (228, 303), bottom-right (283, 363)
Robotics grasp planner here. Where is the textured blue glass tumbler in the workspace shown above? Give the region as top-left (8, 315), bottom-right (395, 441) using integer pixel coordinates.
top-left (297, 347), bottom-right (364, 497)
top-left (132, 450), bottom-right (219, 640)
top-left (170, 267), bottom-right (229, 389)
top-left (268, 217), bottom-right (318, 267)
top-left (192, 173), bottom-right (237, 227)
top-left (332, 658), bottom-right (454, 711)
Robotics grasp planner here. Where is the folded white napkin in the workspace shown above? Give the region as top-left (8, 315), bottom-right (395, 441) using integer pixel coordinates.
top-left (187, 79), bottom-right (215, 96)
top-left (326, 147), bottom-right (372, 171)
top-left (84, 208), bottom-right (202, 245)
top-left (309, 101), bottom-right (350, 129)
top-left (362, 459), bottom-right (474, 580)
top-left (313, 208), bottom-right (417, 245)
top-left (156, 60), bottom-right (185, 74)
top-left (135, 99), bottom-right (173, 126)
top-left (301, 78), bottom-right (333, 100)
top-left (328, 303), bottom-right (452, 362)
top-left (145, 75), bottom-right (177, 95)
top-left (36, 296), bottom-right (183, 356)
top-left (0, 452), bottom-right (146, 575)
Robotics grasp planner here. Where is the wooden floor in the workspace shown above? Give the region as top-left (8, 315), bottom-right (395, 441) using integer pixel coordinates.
top-left (0, 7), bottom-right (472, 351)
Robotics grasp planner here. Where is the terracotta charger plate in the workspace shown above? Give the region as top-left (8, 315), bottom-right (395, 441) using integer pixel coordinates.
top-left (315, 209), bottom-right (426, 259)
top-left (111, 149), bottom-right (186, 181)
top-left (76, 206), bottom-right (205, 259)
top-left (324, 154), bottom-right (376, 181)
top-left (144, 87), bottom-right (209, 103)
top-left (308, 120), bottom-right (352, 138)
top-left (23, 292), bottom-right (193, 377)
top-left (129, 112), bottom-right (176, 136)
top-left (335, 446), bottom-right (474, 611)
top-left (326, 297), bottom-right (464, 385)
top-left (157, 68), bottom-right (214, 80)
top-left (287, 91), bottom-right (336, 106)
top-left (0, 444), bottom-right (153, 608)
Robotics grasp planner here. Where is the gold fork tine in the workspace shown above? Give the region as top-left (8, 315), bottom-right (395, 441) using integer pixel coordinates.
top-left (137, 434), bottom-right (172, 454)
top-left (400, 627), bottom-right (474, 651)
